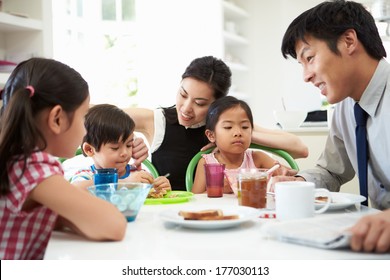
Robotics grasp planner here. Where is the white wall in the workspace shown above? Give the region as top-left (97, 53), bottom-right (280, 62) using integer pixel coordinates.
top-left (135, 0), bottom-right (384, 128)
top-left (135, 0), bottom-right (223, 109)
top-left (135, 0), bottom-right (324, 125)
top-left (245, 0), bottom-right (323, 128)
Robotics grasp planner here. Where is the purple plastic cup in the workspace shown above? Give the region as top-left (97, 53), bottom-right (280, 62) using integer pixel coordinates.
top-left (204, 163), bottom-right (225, 198)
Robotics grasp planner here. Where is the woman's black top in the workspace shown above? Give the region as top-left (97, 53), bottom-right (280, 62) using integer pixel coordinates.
top-left (151, 107), bottom-right (208, 190)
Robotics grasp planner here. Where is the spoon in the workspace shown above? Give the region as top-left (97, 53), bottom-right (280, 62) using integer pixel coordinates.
top-left (267, 164), bottom-right (280, 175)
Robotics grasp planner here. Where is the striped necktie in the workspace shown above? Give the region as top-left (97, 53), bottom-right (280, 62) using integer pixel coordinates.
top-left (354, 103), bottom-right (368, 206)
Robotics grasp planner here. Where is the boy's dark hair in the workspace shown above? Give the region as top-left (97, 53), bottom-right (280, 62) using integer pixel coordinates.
top-left (182, 56), bottom-right (232, 100)
top-left (0, 58), bottom-right (89, 195)
top-left (206, 96), bottom-right (254, 131)
top-left (82, 104), bottom-right (135, 154)
top-left (281, 0), bottom-right (386, 60)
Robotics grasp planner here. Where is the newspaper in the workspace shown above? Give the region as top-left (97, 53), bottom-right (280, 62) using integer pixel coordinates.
top-left (261, 214), bottom-right (363, 249)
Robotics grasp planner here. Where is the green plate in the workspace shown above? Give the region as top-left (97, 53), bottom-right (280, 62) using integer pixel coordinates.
top-left (144, 191), bottom-right (194, 205)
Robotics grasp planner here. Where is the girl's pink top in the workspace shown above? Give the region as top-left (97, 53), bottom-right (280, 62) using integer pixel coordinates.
top-left (0, 151), bottom-right (63, 259)
top-left (202, 150), bottom-right (257, 195)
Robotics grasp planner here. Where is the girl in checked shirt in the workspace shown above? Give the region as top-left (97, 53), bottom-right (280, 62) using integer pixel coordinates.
top-left (0, 58), bottom-right (126, 259)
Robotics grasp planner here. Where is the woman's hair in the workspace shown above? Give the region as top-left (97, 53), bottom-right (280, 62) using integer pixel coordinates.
top-left (206, 96), bottom-right (254, 131)
top-left (281, 0), bottom-right (386, 60)
top-left (0, 57), bottom-right (89, 195)
top-left (182, 56), bottom-right (232, 100)
top-left (82, 104), bottom-right (135, 154)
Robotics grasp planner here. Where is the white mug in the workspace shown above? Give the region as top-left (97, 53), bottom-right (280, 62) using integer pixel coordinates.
top-left (274, 181), bottom-right (331, 221)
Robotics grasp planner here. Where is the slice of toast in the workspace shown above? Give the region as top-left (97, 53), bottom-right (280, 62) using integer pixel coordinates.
top-left (179, 209), bottom-right (223, 220)
top-left (178, 209), bottom-right (239, 221)
top-left (196, 215), bottom-right (239, 220)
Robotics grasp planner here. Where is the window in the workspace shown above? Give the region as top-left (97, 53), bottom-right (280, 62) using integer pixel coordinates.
top-left (102, 0), bottom-right (116, 20)
top-left (52, 0), bottom-right (138, 107)
top-left (122, 0), bottom-right (135, 21)
top-left (77, 0), bottom-right (83, 17)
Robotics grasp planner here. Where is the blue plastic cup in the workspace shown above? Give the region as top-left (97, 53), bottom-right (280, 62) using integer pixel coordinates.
top-left (93, 168), bottom-right (118, 185)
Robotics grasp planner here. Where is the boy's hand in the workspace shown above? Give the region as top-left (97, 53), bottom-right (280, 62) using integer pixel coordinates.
top-left (153, 176), bottom-right (172, 192)
top-left (126, 170), bottom-right (154, 184)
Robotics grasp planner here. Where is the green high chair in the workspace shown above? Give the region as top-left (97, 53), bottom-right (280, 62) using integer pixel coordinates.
top-left (185, 143), bottom-right (299, 192)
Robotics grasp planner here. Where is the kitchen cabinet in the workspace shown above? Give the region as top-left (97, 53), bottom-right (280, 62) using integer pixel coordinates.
top-left (222, 0), bottom-right (250, 101)
top-left (0, 0), bottom-right (52, 88)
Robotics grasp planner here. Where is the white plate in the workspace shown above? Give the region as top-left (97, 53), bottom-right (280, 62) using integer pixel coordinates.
top-left (159, 205), bottom-right (260, 229)
top-left (315, 192), bottom-right (366, 211)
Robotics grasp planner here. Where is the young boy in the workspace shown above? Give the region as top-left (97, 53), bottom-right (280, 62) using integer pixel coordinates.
top-left (70, 104), bottom-right (171, 196)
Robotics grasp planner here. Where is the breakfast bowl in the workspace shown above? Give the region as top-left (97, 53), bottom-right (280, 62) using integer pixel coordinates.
top-left (88, 182), bottom-right (152, 222)
top-left (273, 110), bottom-right (307, 129)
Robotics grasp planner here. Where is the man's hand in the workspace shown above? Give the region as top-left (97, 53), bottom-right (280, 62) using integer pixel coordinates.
top-left (349, 210), bottom-right (390, 253)
top-left (273, 166), bottom-right (298, 177)
top-left (268, 175), bottom-right (305, 192)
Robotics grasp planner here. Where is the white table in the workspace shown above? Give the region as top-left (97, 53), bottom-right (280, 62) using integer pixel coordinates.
top-left (44, 194), bottom-right (390, 260)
